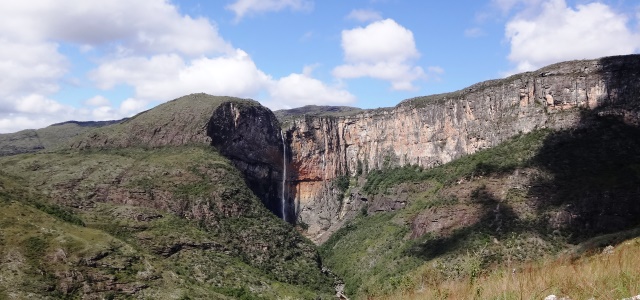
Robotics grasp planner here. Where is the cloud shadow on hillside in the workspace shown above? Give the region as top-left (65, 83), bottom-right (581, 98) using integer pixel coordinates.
top-left (527, 55), bottom-right (640, 243)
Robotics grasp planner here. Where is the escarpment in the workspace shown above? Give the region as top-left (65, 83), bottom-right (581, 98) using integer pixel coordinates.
top-left (282, 55), bottom-right (640, 242)
top-left (70, 93), bottom-right (289, 219)
top-left (0, 94), bottom-right (337, 298)
top-left (207, 101), bottom-right (288, 219)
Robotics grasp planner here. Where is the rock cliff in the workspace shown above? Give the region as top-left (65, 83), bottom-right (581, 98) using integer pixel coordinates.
top-left (282, 55), bottom-right (640, 242)
top-left (208, 101), bottom-right (288, 219)
top-left (71, 93), bottom-right (289, 220)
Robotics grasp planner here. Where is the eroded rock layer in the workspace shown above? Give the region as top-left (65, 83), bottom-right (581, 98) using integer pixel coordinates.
top-left (283, 55), bottom-right (640, 242)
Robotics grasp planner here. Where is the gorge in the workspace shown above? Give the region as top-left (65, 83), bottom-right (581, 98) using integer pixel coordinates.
top-left (1, 54), bottom-right (639, 299)
top-left (280, 54), bottom-right (640, 242)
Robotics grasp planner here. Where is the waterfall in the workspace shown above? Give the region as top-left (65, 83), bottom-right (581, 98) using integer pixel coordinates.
top-left (281, 130), bottom-right (287, 222)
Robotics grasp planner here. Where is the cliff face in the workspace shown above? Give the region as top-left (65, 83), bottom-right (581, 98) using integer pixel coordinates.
top-left (284, 55), bottom-right (640, 242)
top-left (71, 94), bottom-right (289, 220)
top-left (208, 101), bottom-right (288, 219)
top-left (0, 94), bottom-right (340, 298)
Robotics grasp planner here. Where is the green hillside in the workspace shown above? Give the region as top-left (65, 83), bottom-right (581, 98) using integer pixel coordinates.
top-left (0, 120), bottom-right (121, 156)
top-left (320, 113), bottom-right (640, 299)
top-left (0, 147), bottom-right (334, 299)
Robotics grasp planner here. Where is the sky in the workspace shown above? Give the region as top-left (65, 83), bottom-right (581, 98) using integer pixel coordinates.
top-left (0, 0), bottom-right (639, 133)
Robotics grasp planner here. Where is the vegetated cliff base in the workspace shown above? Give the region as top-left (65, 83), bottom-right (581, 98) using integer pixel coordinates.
top-left (0, 94), bottom-right (335, 299)
top-left (282, 54), bottom-right (640, 243)
top-left (320, 116), bottom-right (640, 298)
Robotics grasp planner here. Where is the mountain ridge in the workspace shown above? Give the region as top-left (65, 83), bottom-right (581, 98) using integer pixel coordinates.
top-left (0, 54), bottom-right (639, 299)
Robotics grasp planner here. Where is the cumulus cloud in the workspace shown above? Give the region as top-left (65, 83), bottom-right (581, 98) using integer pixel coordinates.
top-left (226, 0), bottom-right (313, 22)
top-left (15, 94), bottom-right (74, 115)
top-left (90, 50), bottom-right (272, 101)
top-left (0, 0), bottom-right (234, 132)
top-left (0, 0), bottom-right (232, 56)
top-left (0, 40), bottom-right (66, 100)
top-left (505, 0), bottom-right (640, 72)
top-left (0, 0), bottom-right (356, 133)
top-left (268, 66), bottom-right (356, 109)
top-left (333, 19), bottom-right (427, 91)
top-left (85, 96), bottom-right (111, 107)
top-left (0, 115), bottom-right (63, 134)
top-left (0, 94), bottom-right (110, 133)
top-left (0, 92), bottom-right (151, 133)
top-left (346, 9), bottom-right (383, 23)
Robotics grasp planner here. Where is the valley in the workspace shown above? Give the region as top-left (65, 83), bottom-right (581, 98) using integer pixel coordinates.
top-left (1, 55), bottom-right (639, 299)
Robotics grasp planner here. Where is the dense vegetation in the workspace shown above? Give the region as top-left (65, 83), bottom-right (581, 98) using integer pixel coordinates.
top-left (2, 89), bottom-right (640, 299)
top-left (362, 128), bottom-right (550, 195)
top-left (0, 146), bottom-right (335, 299)
top-left (274, 105), bottom-right (363, 123)
top-left (321, 114), bottom-right (640, 299)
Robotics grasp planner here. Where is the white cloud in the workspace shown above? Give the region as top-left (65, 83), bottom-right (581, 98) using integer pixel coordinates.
top-left (0, 0), bottom-right (234, 132)
top-left (333, 19), bottom-right (427, 91)
top-left (268, 70), bottom-right (356, 109)
top-left (91, 51), bottom-right (355, 110)
top-left (85, 96), bottom-right (111, 107)
top-left (84, 97), bottom-right (151, 122)
top-left (90, 50), bottom-right (272, 101)
top-left (340, 19), bottom-right (419, 63)
top-left (346, 9), bottom-right (383, 23)
top-left (0, 93), bottom-right (150, 133)
top-left (0, 115), bottom-right (61, 133)
top-left (0, 95), bottom-right (84, 133)
top-left (15, 94), bottom-right (74, 115)
top-left (119, 98), bottom-right (151, 115)
top-left (426, 66), bottom-right (445, 82)
top-left (0, 0), bottom-right (232, 56)
top-left (14, 94), bottom-right (142, 126)
top-left (0, 0), bottom-right (358, 133)
top-left (505, 0), bottom-right (640, 72)
top-left (0, 40), bottom-right (66, 100)
top-left (226, 0), bottom-right (313, 22)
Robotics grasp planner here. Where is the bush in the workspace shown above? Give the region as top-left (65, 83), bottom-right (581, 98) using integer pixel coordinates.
top-left (32, 202), bottom-right (85, 227)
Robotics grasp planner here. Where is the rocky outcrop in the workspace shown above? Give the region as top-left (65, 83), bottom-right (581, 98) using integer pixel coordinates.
top-left (283, 55), bottom-right (640, 242)
top-left (208, 101), bottom-right (288, 219)
top-left (71, 93), bottom-right (289, 220)
top-left (70, 94), bottom-right (228, 149)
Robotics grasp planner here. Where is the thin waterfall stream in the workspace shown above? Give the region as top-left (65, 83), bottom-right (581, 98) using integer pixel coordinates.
top-left (281, 130), bottom-right (287, 222)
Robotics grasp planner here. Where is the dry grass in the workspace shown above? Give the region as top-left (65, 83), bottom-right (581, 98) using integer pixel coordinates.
top-left (383, 237), bottom-right (640, 300)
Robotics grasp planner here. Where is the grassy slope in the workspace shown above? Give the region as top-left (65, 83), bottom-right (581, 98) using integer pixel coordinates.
top-left (0, 121), bottom-right (122, 156)
top-left (0, 146), bottom-right (334, 299)
top-left (70, 94), bottom-right (262, 149)
top-left (389, 233), bottom-right (640, 299)
top-left (274, 105), bottom-right (363, 123)
top-left (0, 93), bottom-right (250, 156)
top-left (320, 115), bottom-right (640, 299)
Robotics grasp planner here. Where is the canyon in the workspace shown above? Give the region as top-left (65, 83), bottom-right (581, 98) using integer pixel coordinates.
top-left (1, 54), bottom-right (639, 298)
top-left (2, 55), bottom-right (639, 246)
top-left (281, 55), bottom-right (640, 242)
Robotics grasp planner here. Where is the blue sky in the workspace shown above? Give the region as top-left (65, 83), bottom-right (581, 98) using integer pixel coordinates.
top-left (0, 0), bottom-right (639, 132)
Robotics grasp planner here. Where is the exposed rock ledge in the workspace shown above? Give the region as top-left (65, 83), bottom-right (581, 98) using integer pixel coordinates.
top-left (282, 55), bottom-right (640, 243)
